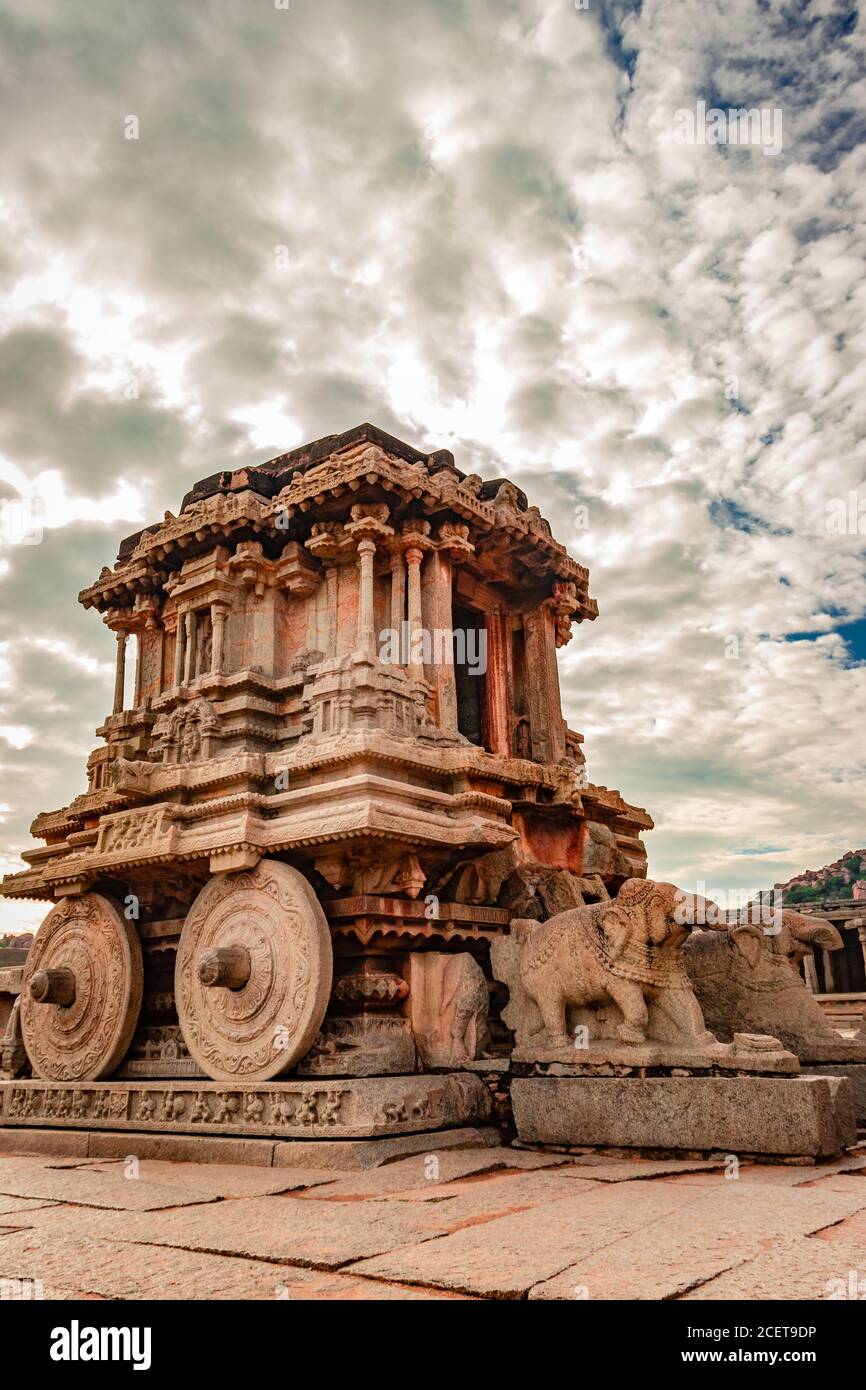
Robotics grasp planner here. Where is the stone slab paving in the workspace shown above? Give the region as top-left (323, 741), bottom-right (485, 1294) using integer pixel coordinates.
top-left (527, 1179), bottom-right (866, 1300)
top-left (80, 1158), bottom-right (350, 1198)
top-left (0, 1229), bottom-right (467, 1300)
top-left (295, 1148), bottom-right (564, 1200)
top-left (660, 1152), bottom-right (866, 1189)
top-left (0, 1166), bottom-right (224, 1212)
top-left (351, 1173), bottom-right (866, 1298)
top-left (0, 1145), bottom-right (864, 1299)
top-left (361, 1171), bottom-right (601, 1216)
top-left (352, 1181), bottom-right (697, 1296)
top-left (682, 1234), bottom-right (866, 1300)
top-left (0, 1195), bottom-right (59, 1216)
top-left (19, 1191), bottom-right (474, 1267)
top-left (550, 1157), bottom-right (726, 1183)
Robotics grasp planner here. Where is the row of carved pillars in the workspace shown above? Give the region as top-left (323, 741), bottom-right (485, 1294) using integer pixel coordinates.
top-left (111, 600), bottom-right (230, 714)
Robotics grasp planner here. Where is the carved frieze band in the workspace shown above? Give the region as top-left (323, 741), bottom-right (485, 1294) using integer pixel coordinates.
top-left (0, 1074), bottom-right (489, 1137)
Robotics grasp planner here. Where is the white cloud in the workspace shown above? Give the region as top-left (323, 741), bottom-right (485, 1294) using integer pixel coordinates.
top-left (0, 0), bottom-right (864, 933)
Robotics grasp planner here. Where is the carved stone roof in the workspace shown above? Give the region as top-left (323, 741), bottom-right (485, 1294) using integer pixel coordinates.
top-left (81, 424), bottom-right (597, 621)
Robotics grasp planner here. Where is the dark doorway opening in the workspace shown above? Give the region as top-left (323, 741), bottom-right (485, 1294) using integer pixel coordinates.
top-left (453, 604), bottom-right (487, 747)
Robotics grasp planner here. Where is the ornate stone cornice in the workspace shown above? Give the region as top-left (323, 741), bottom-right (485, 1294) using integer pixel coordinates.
top-left (78, 432), bottom-right (596, 620)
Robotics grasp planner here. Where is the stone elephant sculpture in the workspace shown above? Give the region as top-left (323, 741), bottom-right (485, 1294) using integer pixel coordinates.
top-left (684, 909), bottom-right (858, 1056)
top-left (491, 877), bottom-right (722, 1050)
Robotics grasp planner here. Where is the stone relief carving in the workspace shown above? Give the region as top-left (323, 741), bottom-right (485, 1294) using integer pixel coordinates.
top-left (151, 697), bottom-right (221, 763)
top-left (409, 953), bottom-right (490, 1068)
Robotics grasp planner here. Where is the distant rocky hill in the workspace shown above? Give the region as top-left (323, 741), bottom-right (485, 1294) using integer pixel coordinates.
top-left (775, 850), bottom-right (866, 905)
top-left (0, 932), bottom-right (33, 948)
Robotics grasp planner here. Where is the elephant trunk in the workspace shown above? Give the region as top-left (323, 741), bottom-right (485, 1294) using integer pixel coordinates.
top-left (788, 918), bottom-right (843, 951)
top-left (675, 891), bottom-right (726, 929)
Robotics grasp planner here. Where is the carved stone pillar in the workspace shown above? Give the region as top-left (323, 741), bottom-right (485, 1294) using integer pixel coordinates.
top-left (405, 545), bottom-right (425, 679)
top-left (155, 625), bottom-right (165, 696)
top-left (172, 612), bottom-right (185, 688)
top-left (132, 631), bottom-right (143, 708)
top-left (325, 565), bottom-right (339, 658)
top-left (822, 948), bottom-right (836, 994)
top-left (356, 537), bottom-right (377, 660)
top-left (183, 610), bottom-right (196, 684)
top-left (344, 505), bottom-right (394, 662)
top-left (523, 602), bottom-right (567, 763)
top-left (389, 551), bottom-right (406, 663)
top-left (424, 548), bottom-right (458, 734)
top-left (427, 523), bottom-right (473, 736)
top-left (113, 631), bottom-right (127, 714)
top-left (802, 951), bottom-right (819, 995)
top-left (484, 610), bottom-right (511, 756)
top-left (210, 603), bottom-right (228, 676)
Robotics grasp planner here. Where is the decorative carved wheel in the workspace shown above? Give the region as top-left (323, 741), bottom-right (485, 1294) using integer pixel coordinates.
top-left (20, 894), bottom-right (143, 1082)
top-left (175, 860), bottom-right (333, 1081)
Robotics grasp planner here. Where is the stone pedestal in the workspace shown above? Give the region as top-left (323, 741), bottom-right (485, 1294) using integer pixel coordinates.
top-left (511, 1073), bottom-right (856, 1158)
top-left (801, 1063), bottom-right (866, 1124)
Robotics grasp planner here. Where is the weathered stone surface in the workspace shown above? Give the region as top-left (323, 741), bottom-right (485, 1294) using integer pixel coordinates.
top-left (0, 1195), bottom-right (59, 1215)
top-left (361, 1169), bottom-right (600, 1219)
top-left (84, 1158), bottom-right (346, 1197)
top-left (0, 1127), bottom-right (90, 1157)
top-left (555, 1157), bottom-right (725, 1183)
top-left (88, 1131), bottom-right (278, 1166)
top-left (511, 1075), bottom-right (856, 1157)
top-left (354, 1177), bottom-right (866, 1297)
top-left (299, 1013), bottom-right (416, 1077)
top-left (0, 1228), bottom-right (459, 1300)
top-left (298, 1148), bottom-right (559, 1198)
top-left (3, 1142), bottom-right (866, 1299)
top-left (9, 1227), bottom-right (476, 1299)
top-left (517, 1038), bottom-right (797, 1071)
top-left (0, 1121), bottom-right (502, 1170)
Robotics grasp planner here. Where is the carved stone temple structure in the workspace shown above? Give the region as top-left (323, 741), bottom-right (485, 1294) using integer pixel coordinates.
top-left (0, 423), bottom-right (855, 1161)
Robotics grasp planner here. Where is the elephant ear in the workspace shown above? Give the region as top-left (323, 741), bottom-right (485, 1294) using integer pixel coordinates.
top-left (601, 904), bottom-right (631, 962)
top-left (730, 924), bottom-right (763, 970)
top-left (509, 918), bottom-right (539, 947)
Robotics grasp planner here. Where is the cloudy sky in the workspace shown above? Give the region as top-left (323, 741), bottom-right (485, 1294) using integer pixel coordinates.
top-left (0, 0), bottom-right (864, 933)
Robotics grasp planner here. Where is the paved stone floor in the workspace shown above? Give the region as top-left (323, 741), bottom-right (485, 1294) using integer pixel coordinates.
top-left (1, 1143), bottom-right (865, 1300)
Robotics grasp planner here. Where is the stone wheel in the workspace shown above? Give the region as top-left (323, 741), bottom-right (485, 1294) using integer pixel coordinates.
top-left (20, 894), bottom-right (143, 1082)
top-left (175, 860), bottom-right (333, 1081)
